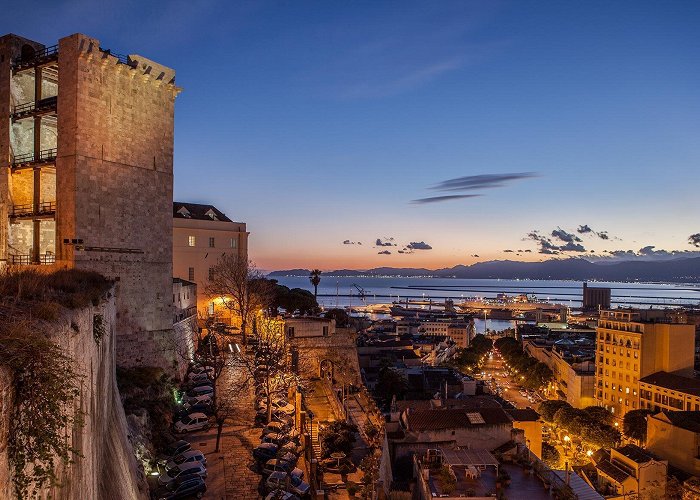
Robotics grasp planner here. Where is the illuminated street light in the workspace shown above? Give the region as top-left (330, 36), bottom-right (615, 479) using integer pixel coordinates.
top-left (586, 450), bottom-right (593, 457)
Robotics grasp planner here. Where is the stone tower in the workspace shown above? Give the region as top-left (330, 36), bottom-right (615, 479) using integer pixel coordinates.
top-left (0, 33), bottom-right (182, 369)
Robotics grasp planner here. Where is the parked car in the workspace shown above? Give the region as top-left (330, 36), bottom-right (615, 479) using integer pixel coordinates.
top-left (277, 452), bottom-right (298, 467)
top-left (158, 477), bottom-right (206, 499)
top-left (189, 364), bottom-right (215, 378)
top-left (187, 372), bottom-right (212, 383)
top-left (166, 450), bottom-right (207, 470)
top-left (180, 401), bottom-right (213, 416)
top-left (163, 471), bottom-right (204, 491)
top-left (186, 378), bottom-right (215, 391)
top-left (261, 422), bottom-right (291, 436)
top-left (265, 471), bottom-right (310, 497)
top-left (184, 393), bottom-right (213, 406)
top-left (253, 443), bottom-right (279, 463)
top-left (174, 413), bottom-right (210, 433)
top-left (158, 462), bottom-right (207, 486)
top-left (158, 440), bottom-right (191, 464)
top-left (277, 442), bottom-right (301, 458)
top-left (186, 385), bottom-right (214, 398)
top-left (262, 459), bottom-right (303, 479)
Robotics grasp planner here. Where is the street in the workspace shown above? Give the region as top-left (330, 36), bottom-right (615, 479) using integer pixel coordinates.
top-left (477, 349), bottom-right (541, 410)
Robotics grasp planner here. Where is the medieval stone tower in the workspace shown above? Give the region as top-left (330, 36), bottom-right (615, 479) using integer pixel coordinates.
top-left (0, 33), bottom-right (181, 369)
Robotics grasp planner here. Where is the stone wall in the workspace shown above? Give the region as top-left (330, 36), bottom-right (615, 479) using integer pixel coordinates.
top-left (291, 327), bottom-right (361, 385)
top-left (0, 290), bottom-right (147, 499)
top-left (53, 33), bottom-right (181, 368)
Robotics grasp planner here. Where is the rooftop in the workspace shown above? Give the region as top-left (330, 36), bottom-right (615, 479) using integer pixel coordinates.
top-left (173, 202), bottom-right (233, 222)
top-left (614, 444), bottom-right (660, 464)
top-left (505, 408), bottom-right (540, 422)
top-left (639, 371), bottom-right (700, 397)
top-left (657, 411), bottom-right (700, 433)
top-left (403, 408), bottom-right (511, 431)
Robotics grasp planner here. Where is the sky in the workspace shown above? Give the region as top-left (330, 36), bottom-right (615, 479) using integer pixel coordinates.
top-left (4, 1), bottom-right (700, 270)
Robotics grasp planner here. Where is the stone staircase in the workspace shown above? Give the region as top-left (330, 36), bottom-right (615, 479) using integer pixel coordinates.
top-left (310, 422), bottom-right (322, 458)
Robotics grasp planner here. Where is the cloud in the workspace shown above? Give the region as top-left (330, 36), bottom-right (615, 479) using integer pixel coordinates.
top-left (551, 228), bottom-right (582, 244)
top-left (690, 233), bottom-right (700, 247)
top-left (430, 172), bottom-right (538, 193)
top-left (375, 238), bottom-right (396, 247)
top-left (411, 194), bottom-right (482, 204)
top-left (526, 229), bottom-right (587, 254)
top-left (577, 224), bottom-right (615, 240)
top-left (524, 249), bottom-right (532, 253)
top-left (471, 254), bottom-right (479, 258)
top-left (406, 241), bottom-right (433, 250)
top-left (413, 172), bottom-right (537, 204)
top-left (343, 239), bottom-right (359, 245)
top-left (577, 225), bottom-right (593, 234)
top-left (378, 250), bottom-right (391, 255)
top-left (503, 249), bottom-right (514, 253)
top-left (597, 231), bottom-right (610, 240)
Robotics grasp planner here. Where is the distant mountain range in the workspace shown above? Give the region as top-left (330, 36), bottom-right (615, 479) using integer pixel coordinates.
top-left (267, 257), bottom-right (700, 282)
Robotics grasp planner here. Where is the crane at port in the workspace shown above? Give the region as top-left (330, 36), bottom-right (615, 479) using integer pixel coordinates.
top-left (352, 284), bottom-right (368, 304)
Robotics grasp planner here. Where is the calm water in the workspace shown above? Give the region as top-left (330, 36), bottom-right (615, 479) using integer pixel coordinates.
top-left (272, 276), bottom-right (700, 310)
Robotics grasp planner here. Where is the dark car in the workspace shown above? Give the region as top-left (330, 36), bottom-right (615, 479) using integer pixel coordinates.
top-left (164, 471), bottom-right (204, 491)
top-left (158, 440), bottom-right (191, 465)
top-left (158, 477), bottom-right (206, 499)
top-left (253, 443), bottom-right (278, 462)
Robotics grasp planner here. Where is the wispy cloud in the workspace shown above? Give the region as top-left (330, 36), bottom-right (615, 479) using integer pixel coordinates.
top-left (430, 172), bottom-right (538, 192)
top-left (413, 172), bottom-right (536, 204)
top-left (411, 194), bottom-right (482, 204)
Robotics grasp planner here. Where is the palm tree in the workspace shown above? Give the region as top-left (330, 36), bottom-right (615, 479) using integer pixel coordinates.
top-left (309, 269), bottom-right (322, 299)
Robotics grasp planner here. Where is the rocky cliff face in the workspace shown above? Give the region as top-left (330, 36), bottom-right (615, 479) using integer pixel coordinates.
top-left (0, 290), bottom-right (148, 500)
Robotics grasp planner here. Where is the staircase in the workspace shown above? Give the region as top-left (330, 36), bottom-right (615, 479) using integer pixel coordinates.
top-left (310, 422), bottom-right (322, 458)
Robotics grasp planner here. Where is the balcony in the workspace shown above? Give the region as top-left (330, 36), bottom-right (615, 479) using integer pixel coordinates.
top-left (12, 96), bottom-right (58, 121)
top-left (10, 201), bottom-right (56, 219)
top-left (12, 44), bottom-right (58, 70)
top-left (12, 148), bottom-right (57, 169)
top-left (9, 254), bottom-right (55, 265)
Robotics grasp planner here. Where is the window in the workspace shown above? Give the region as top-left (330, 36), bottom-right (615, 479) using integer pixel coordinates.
top-left (230, 238), bottom-right (237, 249)
top-left (322, 326), bottom-right (329, 337)
top-left (288, 327), bottom-right (295, 338)
top-left (208, 268), bottom-right (215, 280)
top-left (188, 235), bottom-right (196, 247)
top-left (188, 267), bottom-right (195, 281)
top-left (209, 237), bottom-right (215, 248)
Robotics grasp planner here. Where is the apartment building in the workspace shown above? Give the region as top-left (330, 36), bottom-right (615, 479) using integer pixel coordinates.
top-left (418, 320), bottom-right (473, 348)
top-left (646, 411), bottom-right (700, 476)
top-left (172, 202), bottom-right (248, 314)
top-left (639, 371), bottom-right (700, 413)
top-left (595, 309), bottom-right (695, 419)
top-left (0, 33), bottom-right (181, 369)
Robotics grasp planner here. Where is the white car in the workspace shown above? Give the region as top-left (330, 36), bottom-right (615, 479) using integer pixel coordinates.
top-left (158, 461), bottom-right (207, 486)
top-left (266, 471), bottom-right (310, 496)
top-left (174, 413), bottom-right (210, 433)
top-left (259, 398), bottom-right (295, 416)
top-left (166, 449), bottom-right (207, 470)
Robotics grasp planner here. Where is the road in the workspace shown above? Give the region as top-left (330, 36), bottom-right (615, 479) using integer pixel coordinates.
top-left (477, 350), bottom-right (541, 410)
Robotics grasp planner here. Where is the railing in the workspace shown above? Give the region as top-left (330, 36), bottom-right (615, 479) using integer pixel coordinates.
top-left (13, 44), bottom-right (59, 67)
top-left (10, 201), bottom-right (56, 218)
top-left (12, 148), bottom-right (57, 166)
top-left (8, 254), bottom-right (55, 265)
top-left (101, 49), bottom-right (137, 68)
top-left (12, 96), bottom-right (58, 117)
top-left (173, 306), bottom-right (198, 324)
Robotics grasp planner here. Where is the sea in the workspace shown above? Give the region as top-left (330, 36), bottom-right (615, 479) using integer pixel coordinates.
top-left (273, 276), bottom-right (700, 308)
top-left (272, 276), bottom-right (700, 332)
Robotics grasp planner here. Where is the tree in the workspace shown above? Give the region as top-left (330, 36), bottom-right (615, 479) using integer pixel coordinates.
top-left (542, 442), bottom-right (561, 469)
top-left (206, 256), bottom-right (273, 344)
top-left (309, 269), bottom-right (322, 299)
top-left (374, 366), bottom-right (408, 410)
top-left (321, 421), bottom-right (358, 458)
top-left (539, 400), bottom-right (572, 423)
top-left (623, 409), bottom-right (654, 443)
top-left (581, 423), bottom-right (620, 449)
top-left (325, 308), bottom-right (351, 328)
top-left (583, 406), bottom-right (614, 426)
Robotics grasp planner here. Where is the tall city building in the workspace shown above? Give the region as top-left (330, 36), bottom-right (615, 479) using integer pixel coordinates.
top-left (0, 33), bottom-right (181, 368)
top-left (595, 309), bottom-right (695, 418)
top-left (172, 202), bottom-right (248, 315)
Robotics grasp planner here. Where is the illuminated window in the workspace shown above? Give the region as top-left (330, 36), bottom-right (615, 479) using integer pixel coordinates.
top-left (188, 236), bottom-right (196, 247)
top-left (230, 238), bottom-right (237, 249)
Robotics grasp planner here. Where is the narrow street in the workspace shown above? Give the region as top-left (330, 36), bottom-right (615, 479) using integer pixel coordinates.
top-left (478, 349), bottom-right (541, 410)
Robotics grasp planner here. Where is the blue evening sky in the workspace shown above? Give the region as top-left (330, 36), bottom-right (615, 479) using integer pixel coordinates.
top-left (4, 1), bottom-right (699, 269)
